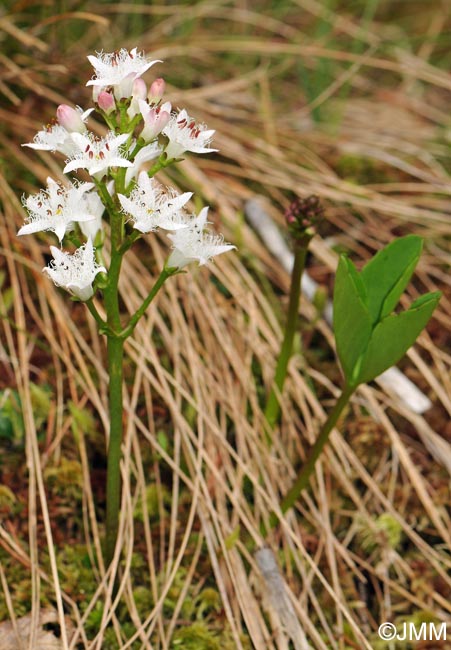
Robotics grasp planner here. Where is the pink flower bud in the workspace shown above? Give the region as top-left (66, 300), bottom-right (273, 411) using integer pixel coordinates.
top-left (97, 91), bottom-right (116, 115)
top-left (148, 78), bottom-right (165, 104)
top-left (127, 78), bottom-right (148, 118)
top-left (56, 104), bottom-right (86, 133)
top-left (132, 78), bottom-right (147, 100)
top-left (139, 99), bottom-right (171, 142)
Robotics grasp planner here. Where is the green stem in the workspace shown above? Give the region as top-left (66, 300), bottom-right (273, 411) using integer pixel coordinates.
top-left (102, 201), bottom-right (125, 565)
top-left (278, 384), bottom-right (354, 518)
top-left (118, 229), bottom-right (141, 255)
top-left (85, 299), bottom-right (107, 331)
top-left (264, 246), bottom-right (307, 432)
top-left (120, 267), bottom-right (174, 339)
top-left (94, 179), bottom-right (116, 216)
top-left (105, 334), bottom-right (124, 565)
top-left (148, 155), bottom-right (176, 177)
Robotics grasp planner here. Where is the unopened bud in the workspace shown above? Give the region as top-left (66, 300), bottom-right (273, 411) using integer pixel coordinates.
top-left (148, 78), bottom-right (165, 104)
top-left (127, 78), bottom-right (148, 118)
top-left (139, 99), bottom-right (171, 141)
top-left (97, 91), bottom-right (116, 115)
top-left (133, 78), bottom-right (147, 100)
top-left (56, 104), bottom-right (86, 133)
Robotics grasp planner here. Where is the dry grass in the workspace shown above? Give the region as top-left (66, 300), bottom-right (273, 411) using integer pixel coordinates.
top-left (1, 1), bottom-right (451, 648)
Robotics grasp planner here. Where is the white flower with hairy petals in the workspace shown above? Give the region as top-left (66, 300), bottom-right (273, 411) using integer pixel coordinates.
top-left (23, 107), bottom-right (93, 156)
top-left (162, 109), bottom-right (217, 159)
top-left (64, 132), bottom-right (132, 179)
top-left (124, 141), bottom-right (161, 186)
top-left (86, 48), bottom-right (161, 99)
top-left (43, 239), bottom-right (106, 301)
top-left (18, 178), bottom-right (97, 243)
top-left (118, 171), bottom-right (191, 233)
top-left (167, 207), bottom-right (235, 268)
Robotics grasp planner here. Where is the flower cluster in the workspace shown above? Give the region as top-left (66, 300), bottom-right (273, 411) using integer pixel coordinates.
top-left (19, 47), bottom-right (234, 300)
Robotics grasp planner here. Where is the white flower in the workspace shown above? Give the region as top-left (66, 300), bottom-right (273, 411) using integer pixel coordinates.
top-left (124, 141), bottom-right (161, 186)
top-left (139, 99), bottom-right (171, 142)
top-left (43, 239), bottom-right (106, 301)
top-left (118, 171), bottom-right (191, 233)
top-left (23, 107), bottom-right (93, 156)
top-left (86, 48), bottom-right (161, 99)
top-left (18, 178), bottom-right (98, 243)
top-left (64, 132), bottom-right (132, 179)
top-left (79, 190), bottom-right (105, 239)
top-left (167, 207), bottom-right (235, 268)
top-left (162, 109), bottom-right (217, 159)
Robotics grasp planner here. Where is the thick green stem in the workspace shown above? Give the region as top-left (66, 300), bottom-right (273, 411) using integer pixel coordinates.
top-left (264, 246), bottom-right (307, 432)
top-left (103, 202), bottom-right (125, 566)
top-left (105, 334), bottom-right (124, 565)
top-left (279, 384), bottom-right (354, 516)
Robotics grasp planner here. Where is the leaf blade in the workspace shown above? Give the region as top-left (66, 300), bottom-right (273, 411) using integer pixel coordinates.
top-left (360, 235), bottom-right (423, 324)
top-left (356, 291), bottom-right (441, 385)
top-left (333, 256), bottom-right (372, 386)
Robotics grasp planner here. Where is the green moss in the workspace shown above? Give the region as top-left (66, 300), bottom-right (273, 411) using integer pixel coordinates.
top-left (357, 513), bottom-right (404, 554)
top-left (195, 588), bottom-right (222, 619)
top-left (44, 458), bottom-right (83, 502)
top-left (133, 483), bottom-right (171, 523)
top-left (172, 622), bottom-right (220, 650)
top-left (56, 544), bottom-right (97, 601)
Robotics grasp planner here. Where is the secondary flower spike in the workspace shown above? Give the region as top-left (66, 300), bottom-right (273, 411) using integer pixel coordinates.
top-left (43, 239), bottom-right (106, 301)
top-left (19, 178), bottom-right (97, 243)
top-left (118, 171), bottom-right (191, 233)
top-left (86, 48), bottom-right (161, 99)
top-left (167, 207), bottom-right (235, 268)
top-left (162, 109), bottom-right (217, 159)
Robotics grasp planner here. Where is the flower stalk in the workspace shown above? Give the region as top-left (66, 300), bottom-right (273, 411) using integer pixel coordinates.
top-left (264, 246), bottom-right (307, 434)
top-left (264, 195), bottom-right (323, 435)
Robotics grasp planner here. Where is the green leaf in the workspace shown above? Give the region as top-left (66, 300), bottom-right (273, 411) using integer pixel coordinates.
top-left (356, 291), bottom-right (441, 385)
top-left (333, 256), bottom-right (372, 386)
top-left (360, 235), bottom-right (423, 325)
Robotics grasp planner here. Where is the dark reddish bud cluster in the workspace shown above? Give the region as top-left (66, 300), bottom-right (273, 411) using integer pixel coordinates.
top-left (285, 195), bottom-right (324, 246)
